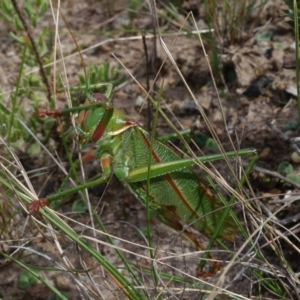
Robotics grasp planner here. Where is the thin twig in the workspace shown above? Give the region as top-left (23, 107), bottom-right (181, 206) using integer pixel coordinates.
top-left (269, 194), bottom-right (300, 204)
top-left (279, 212), bottom-right (300, 225)
top-left (11, 0), bottom-right (52, 102)
top-left (259, 199), bottom-right (300, 225)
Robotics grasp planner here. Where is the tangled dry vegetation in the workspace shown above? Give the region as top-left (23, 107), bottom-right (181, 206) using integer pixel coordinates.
top-left (1, 0), bottom-right (300, 299)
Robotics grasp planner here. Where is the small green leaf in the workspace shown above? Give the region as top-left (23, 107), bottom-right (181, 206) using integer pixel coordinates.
top-left (282, 121), bottom-right (299, 132)
top-left (256, 31), bottom-right (273, 43)
top-left (39, 2), bottom-right (49, 17)
top-left (9, 32), bottom-right (25, 44)
top-left (18, 271), bottom-right (38, 290)
top-left (11, 137), bottom-right (25, 151)
top-left (13, 14), bottom-right (24, 30)
top-left (206, 138), bottom-right (218, 152)
top-left (277, 161), bottom-right (293, 174)
top-left (31, 15), bottom-right (37, 27)
top-left (286, 174), bottom-right (300, 185)
top-left (72, 199), bottom-right (88, 213)
top-left (2, 0), bottom-right (12, 14)
top-left (193, 133), bottom-right (208, 148)
top-left (112, 67), bottom-right (120, 80)
top-left (27, 142), bottom-right (41, 156)
top-left (38, 38), bottom-right (47, 57)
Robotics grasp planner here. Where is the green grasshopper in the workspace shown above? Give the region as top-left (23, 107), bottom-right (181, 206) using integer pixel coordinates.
top-left (29, 82), bottom-right (256, 275)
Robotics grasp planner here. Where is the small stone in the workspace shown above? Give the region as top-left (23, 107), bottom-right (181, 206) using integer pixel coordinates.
top-left (291, 152), bottom-right (300, 163)
top-left (135, 96), bottom-right (145, 108)
top-left (6, 51), bottom-right (15, 57)
top-left (55, 274), bottom-right (72, 291)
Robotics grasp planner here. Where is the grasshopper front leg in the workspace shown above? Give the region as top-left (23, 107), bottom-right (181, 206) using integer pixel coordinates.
top-left (28, 154), bottom-right (112, 214)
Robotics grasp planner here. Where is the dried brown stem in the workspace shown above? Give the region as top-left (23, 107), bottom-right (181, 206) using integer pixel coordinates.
top-left (11, 0), bottom-right (52, 102)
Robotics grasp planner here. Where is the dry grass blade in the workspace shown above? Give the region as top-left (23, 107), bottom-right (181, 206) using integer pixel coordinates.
top-left (1, 0), bottom-right (300, 299)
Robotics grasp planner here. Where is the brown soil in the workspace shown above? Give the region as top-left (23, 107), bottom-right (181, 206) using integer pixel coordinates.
top-left (1, 0), bottom-right (300, 299)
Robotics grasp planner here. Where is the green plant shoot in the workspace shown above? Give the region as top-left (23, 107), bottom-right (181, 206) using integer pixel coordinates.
top-left (29, 82), bottom-right (256, 275)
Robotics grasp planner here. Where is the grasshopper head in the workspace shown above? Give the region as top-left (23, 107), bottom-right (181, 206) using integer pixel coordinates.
top-left (77, 93), bottom-right (110, 146)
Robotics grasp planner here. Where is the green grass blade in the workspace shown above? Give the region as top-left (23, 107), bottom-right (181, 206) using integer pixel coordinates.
top-left (1, 252), bottom-right (68, 300)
